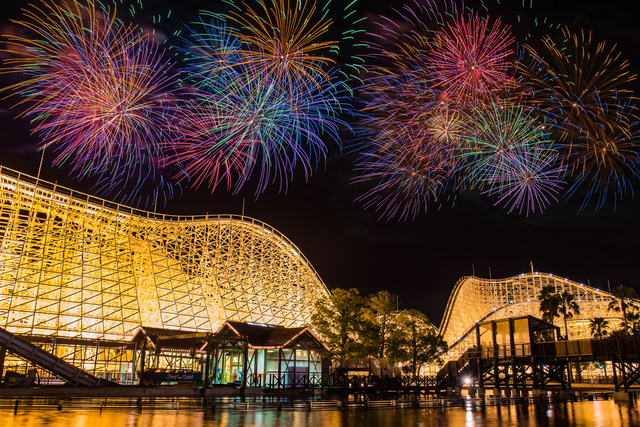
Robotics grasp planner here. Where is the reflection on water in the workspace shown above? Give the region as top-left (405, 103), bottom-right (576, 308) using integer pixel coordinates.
top-left (2, 401), bottom-right (639, 427)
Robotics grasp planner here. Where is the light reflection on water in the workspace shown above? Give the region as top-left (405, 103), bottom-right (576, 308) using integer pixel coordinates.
top-left (2, 401), bottom-right (639, 427)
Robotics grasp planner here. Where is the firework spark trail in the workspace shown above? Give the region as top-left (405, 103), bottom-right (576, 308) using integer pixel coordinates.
top-left (368, 0), bottom-right (463, 72)
top-left (1, 0), bottom-right (178, 185)
top-left (180, 20), bottom-right (243, 93)
top-left (563, 103), bottom-right (640, 211)
top-left (353, 134), bottom-right (452, 221)
top-left (354, 101), bottom-right (461, 220)
top-left (482, 144), bottom-right (566, 216)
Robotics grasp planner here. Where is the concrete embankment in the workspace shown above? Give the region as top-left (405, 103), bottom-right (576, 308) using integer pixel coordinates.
top-left (0, 385), bottom-right (251, 398)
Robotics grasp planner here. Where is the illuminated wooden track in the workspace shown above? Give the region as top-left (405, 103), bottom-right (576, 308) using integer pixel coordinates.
top-left (0, 165), bottom-right (330, 341)
top-left (439, 273), bottom-right (624, 360)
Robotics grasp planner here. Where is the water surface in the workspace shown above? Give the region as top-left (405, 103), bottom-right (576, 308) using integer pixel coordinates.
top-left (2, 400), bottom-right (639, 427)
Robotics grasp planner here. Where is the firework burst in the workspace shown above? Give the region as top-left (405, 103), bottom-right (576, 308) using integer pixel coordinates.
top-left (226, 0), bottom-right (339, 89)
top-left (518, 27), bottom-right (637, 152)
top-left (172, 55), bottom-right (349, 195)
top-left (459, 101), bottom-right (565, 215)
top-left (426, 13), bottom-right (516, 103)
top-left (517, 26), bottom-right (639, 209)
top-left (1, 0), bottom-right (178, 184)
top-left (355, 70), bottom-right (463, 219)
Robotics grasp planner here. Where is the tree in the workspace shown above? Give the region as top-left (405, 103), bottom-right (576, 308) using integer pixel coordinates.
top-left (538, 285), bottom-right (562, 325)
top-left (607, 286), bottom-right (639, 335)
top-left (310, 288), bottom-right (365, 359)
top-left (588, 317), bottom-right (610, 338)
top-left (589, 317), bottom-right (611, 381)
top-left (359, 291), bottom-right (398, 359)
top-left (558, 290), bottom-right (580, 339)
top-left (387, 309), bottom-right (448, 379)
top-left (626, 310), bottom-right (640, 334)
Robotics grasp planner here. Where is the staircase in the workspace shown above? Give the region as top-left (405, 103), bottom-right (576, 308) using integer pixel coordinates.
top-left (370, 358), bottom-right (403, 378)
top-left (436, 348), bottom-right (478, 389)
top-left (0, 327), bottom-right (118, 387)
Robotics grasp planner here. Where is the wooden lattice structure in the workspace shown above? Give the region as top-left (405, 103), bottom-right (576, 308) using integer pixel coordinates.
top-left (0, 165), bottom-right (330, 343)
top-left (439, 273), bottom-right (625, 361)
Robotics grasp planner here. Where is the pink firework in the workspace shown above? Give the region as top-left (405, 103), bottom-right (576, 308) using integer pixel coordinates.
top-left (427, 13), bottom-right (515, 103)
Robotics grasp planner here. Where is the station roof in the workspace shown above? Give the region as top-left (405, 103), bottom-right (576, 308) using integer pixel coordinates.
top-left (131, 321), bottom-right (329, 352)
top-left (215, 321), bottom-right (329, 351)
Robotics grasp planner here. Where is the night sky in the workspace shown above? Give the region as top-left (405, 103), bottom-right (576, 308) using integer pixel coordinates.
top-left (1, 0), bottom-right (639, 326)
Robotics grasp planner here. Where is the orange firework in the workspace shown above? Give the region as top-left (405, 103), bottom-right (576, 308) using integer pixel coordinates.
top-left (227, 0), bottom-right (339, 88)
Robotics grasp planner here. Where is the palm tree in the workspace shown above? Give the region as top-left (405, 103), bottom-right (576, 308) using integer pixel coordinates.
top-left (588, 317), bottom-right (609, 338)
top-left (626, 310), bottom-right (640, 334)
top-left (558, 291), bottom-right (580, 339)
top-left (538, 285), bottom-right (561, 326)
top-left (608, 286), bottom-right (639, 335)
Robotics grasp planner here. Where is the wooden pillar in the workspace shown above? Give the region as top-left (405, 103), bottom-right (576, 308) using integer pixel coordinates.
top-left (509, 319), bottom-right (516, 391)
top-left (475, 323), bottom-right (485, 394)
top-left (94, 339), bottom-right (101, 375)
top-left (263, 349), bottom-right (268, 388)
top-left (293, 348), bottom-right (297, 388)
top-left (0, 344), bottom-right (6, 382)
top-left (204, 335), bottom-right (211, 389)
top-left (616, 336), bottom-right (627, 391)
top-left (307, 349), bottom-right (311, 388)
top-left (253, 349), bottom-right (260, 387)
top-left (491, 321), bottom-right (497, 358)
top-left (131, 341), bottom-right (138, 384)
top-left (213, 342), bottom-right (220, 384)
top-left (278, 348), bottom-right (283, 389)
top-left (241, 339), bottom-right (248, 393)
top-left (140, 339), bottom-right (147, 377)
top-left (491, 321), bottom-right (499, 390)
top-left (508, 319), bottom-right (516, 357)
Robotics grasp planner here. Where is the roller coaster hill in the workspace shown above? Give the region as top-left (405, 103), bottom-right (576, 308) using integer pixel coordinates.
top-left (2, 164), bottom-right (640, 393)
